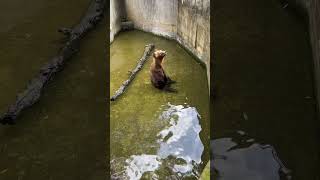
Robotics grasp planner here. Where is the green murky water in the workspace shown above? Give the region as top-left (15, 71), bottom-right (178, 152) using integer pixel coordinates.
top-left (212, 0), bottom-right (319, 179)
top-left (110, 30), bottom-right (209, 179)
top-left (0, 1), bottom-right (106, 179)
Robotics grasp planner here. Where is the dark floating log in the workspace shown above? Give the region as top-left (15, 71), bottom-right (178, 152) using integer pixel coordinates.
top-left (111, 44), bottom-right (155, 101)
top-left (0, 0), bottom-right (106, 125)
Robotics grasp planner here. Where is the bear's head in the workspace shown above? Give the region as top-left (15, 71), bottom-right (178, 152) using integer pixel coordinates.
top-left (153, 49), bottom-right (167, 63)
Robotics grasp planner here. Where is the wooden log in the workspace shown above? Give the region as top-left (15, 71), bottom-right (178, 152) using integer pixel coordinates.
top-left (0, 0), bottom-right (106, 125)
top-left (110, 44), bottom-right (155, 101)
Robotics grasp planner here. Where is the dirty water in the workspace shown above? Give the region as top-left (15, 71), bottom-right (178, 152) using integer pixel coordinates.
top-left (211, 133), bottom-right (292, 180)
top-left (110, 30), bottom-right (209, 179)
top-left (0, 0), bottom-right (106, 179)
top-left (212, 0), bottom-right (319, 179)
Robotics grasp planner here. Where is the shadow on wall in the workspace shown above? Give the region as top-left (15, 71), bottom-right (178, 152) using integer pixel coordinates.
top-left (287, 0), bottom-right (320, 117)
top-left (110, 0), bottom-right (210, 87)
top-left (110, 0), bottom-right (125, 42)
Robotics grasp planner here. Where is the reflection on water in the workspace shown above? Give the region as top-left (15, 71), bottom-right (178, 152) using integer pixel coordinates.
top-left (112, 104), bottom-right (204, 179)
top-left (110, 30), bottom-right (209, 179)
top-left (212, 0), bottom-right (319, 178)
top-left (126, 154), bottom-right (161, 180)
top-left (157, 104), bottom-right (204, 166)
top-left (211, 133), bottom-right (292, 180)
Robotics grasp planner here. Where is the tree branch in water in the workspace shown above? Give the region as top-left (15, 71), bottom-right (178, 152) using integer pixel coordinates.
top-left (0, 0), bottom-right (106, 125)
top-left (110, 44), bottom-right (155, 101)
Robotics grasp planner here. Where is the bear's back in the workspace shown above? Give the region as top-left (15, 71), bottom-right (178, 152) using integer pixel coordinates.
top-left (150, 59), bottom-right (167, 89)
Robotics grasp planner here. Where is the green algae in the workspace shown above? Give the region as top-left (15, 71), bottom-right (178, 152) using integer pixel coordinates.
top-left (212, 0), bottom-right (319, 179)
top-left (0, 1), bottom-right (106, 179)
top-left (110, 30), bottom-right (209, 179)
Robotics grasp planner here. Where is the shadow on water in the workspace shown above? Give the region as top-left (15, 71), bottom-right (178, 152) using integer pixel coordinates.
top-left (0, 0), bottom-right (106, 179)
top-left (110, 30), bottom-right (209, 179)
top-left (212, 0), bottom-right (319, 179)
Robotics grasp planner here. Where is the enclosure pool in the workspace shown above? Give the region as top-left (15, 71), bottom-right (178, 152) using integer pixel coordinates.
top-left (0, 0), bottom-right (106, 179)
top-left (211, 0), bottom-right (320, 179)
top-left (110, 30), bottom-right (209, 179)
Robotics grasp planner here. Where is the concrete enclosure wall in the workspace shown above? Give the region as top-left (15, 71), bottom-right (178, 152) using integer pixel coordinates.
top-left (123, 0), bottom-right (210, 84)
top-left (289, 0), bottom-right (320, 116)
top-left (110, 0), bottom-right (125, 42)
top-left (125, 0), bottom-right (178, 38)
top-left (176, 0), bottom-right (210, 84)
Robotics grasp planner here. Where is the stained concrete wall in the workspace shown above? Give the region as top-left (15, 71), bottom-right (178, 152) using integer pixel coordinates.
top-left (176, 0), bottom-right (210, 85)
top-left (288, 0), bottom-right (320, 116)
top-left (124, 0), bottom-right (210, 85)
top-left (125, 0), bottom-right (178, 38)
top-left (110, 0), bottom-right (125, 43)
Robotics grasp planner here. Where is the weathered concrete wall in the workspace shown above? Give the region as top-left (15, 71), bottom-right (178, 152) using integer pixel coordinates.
top-left (176, 0), bottom-right (210, 85)
top-left (124, 0), bottom-right (210, 85)
top-left (110, 0), bottom-right (125, 42)
top-left (308, 1), bottom-right (320, 117)
top-left (125, 0), bottom-right (178, 38)
top-left (288, 0), bottom-right (320, 116)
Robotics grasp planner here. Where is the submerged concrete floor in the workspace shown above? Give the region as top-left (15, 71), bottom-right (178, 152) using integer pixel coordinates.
top-left (212, 0), bottom-right (319, 179)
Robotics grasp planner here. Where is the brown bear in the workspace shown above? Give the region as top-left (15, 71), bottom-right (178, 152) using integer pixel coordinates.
top-left (150, 49), bottom-right (176, 92)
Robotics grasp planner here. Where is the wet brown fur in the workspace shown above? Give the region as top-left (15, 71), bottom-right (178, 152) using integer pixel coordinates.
top-left (150, 50), bottom-right (176, 92)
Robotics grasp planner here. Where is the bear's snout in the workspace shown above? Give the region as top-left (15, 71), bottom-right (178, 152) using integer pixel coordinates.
top-left (160, 50), bottom-right (166, 57)
top-left (153, 50), bottom-right (167, 58)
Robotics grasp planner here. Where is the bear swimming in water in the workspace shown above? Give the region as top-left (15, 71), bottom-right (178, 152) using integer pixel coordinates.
top-left (150, 49), bottom-right (176, 92)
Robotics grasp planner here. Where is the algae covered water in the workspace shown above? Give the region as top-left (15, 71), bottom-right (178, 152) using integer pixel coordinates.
top-left (212, 0), bottom-right (319, 179)
top-left (110, 30), bottom-right (209, 179)
top-left (0, 0), bottom-right (106, 179)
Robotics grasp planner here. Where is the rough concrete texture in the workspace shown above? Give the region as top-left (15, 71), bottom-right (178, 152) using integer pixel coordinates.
top-left (125, 0), bottom-right (178, 38)
top-left (176, 0), bottom-right (210, 85)
top-left (288, 0), bottom-right (320, 116)
top-left (110, 0), bottom-right (125, 42)
top-left (124, 0), bottom-right (210, 85)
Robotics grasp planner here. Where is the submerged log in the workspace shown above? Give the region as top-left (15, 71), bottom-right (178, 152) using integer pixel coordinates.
top-left (110, 44), bottom-right (155, 101)
top-left (0, 0), bottom-right (106, 125)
